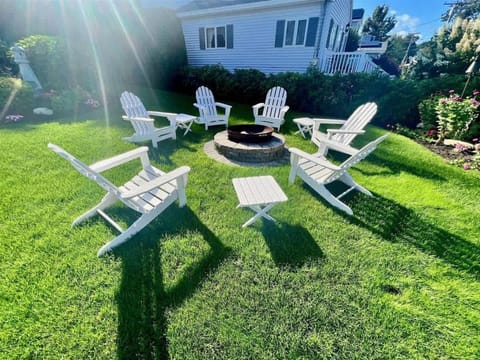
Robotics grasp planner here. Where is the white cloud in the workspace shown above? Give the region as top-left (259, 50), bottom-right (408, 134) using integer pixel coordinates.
top-left (390, 11), bottom-right (421, 36)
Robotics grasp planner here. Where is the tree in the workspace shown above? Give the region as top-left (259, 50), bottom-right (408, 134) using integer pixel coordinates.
top-left (362, 5), bottom-right (397, 41)
top-left (344, 28), bottom-right (360, 52)
top-left (442, 0), bottom-right (480, 22)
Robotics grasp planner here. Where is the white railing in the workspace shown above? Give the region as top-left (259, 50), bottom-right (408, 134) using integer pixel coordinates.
top-left (318, 50), bottom-right (386, 75)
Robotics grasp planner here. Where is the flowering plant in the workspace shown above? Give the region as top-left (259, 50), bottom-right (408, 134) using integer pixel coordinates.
top-left (84, 98), bottom-right (100, 109)
top-left (435, 90), bottom-right (480, 142)
top-left (5, 114), bottom-right (24, 123)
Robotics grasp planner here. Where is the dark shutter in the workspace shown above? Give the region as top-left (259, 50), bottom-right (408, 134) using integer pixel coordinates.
top-left (305, 17), bottom-right (319, 47)
top-left (226, 24), bottom-right (234, 48)
top-left (274, 20), bottom-right (285, 48)
top-left (199, 27), bottom-right (205, 50)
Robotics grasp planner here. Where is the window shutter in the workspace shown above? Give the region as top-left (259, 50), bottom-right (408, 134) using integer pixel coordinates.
top-left (305, 17), bottom-right (319, 47)
top-left (226, 24), bottom-right (234, 48)
top-left (199, 27), bottom-right (205, 50)
top-left (275, 20), bottom-right (285, 48)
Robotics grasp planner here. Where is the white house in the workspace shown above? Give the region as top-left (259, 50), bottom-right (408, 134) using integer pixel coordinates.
top-left (175, 0), bottom-right (381, 74)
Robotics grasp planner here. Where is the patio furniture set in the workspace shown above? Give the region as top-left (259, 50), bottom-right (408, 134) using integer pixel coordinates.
top-left (49, 86), bottom-right (387, 256)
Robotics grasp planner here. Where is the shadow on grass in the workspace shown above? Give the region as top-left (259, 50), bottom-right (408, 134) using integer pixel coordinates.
top-left (113, 207), bottom-right (230, 360)
top-left (261, 221), bottom-right (324, 268)
top-left (347, 194), bottom-right (480, 276)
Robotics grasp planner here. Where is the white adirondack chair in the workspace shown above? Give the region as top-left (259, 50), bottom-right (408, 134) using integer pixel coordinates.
top-left (120, 91), bottom-right (176, 148)
top-left (311, 102), bottom-right (377, 156)
top-left (48, 143), bottom-right (191, 256)
top-left (194, 86), bottom-right (231, 130)
top-left (253, 86), bottom-right (289, 131)
top-left (288, 134), bottom-right (389, 215)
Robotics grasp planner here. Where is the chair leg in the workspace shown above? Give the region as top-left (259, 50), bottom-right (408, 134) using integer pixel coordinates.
top-left (72, 193), bottom-right (117, 227)
top-left (339, 173), bottom-right (372, 196)
top-left (97, 208), bottom-right (159, 256)
top-left (312, 183), bottom-right (353, 215)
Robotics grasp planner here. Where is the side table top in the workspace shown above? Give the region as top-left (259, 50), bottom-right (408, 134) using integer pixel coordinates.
top-left (232, 175), bottom-right (288, 207)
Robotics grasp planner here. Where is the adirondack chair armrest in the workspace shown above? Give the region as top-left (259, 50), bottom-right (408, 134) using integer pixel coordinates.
top-left (280, 105), bottom-right (290, 116)
top-left (326, 129), bottom-right (365, 135)
top-left (193, 103), bottom-right (208, 116)
top-left (122, 115), bottom-right (153, 123)
top-left (146, 111), bottom-right (177, 125)
top-left (90, 147), bottom-right (150, 173)
top-left (120, 166), bottom-right (191, 199)
top-left (289, 148), bottom-right (341, 170)
top-left (317, 138), bottom-right (358, 156)
top-left (312, 118), bottom-right (347, 127)
top-left (252, 103), bottom-right (264, 117)
top-left (215, 102), bottom-right (232, 110)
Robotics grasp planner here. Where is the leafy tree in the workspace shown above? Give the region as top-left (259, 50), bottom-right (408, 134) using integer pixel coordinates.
top-left (362, 5), bottom-right (397, 41)
top-left (344, 28), bottom-right (360, 52)
top-left (442, 0), bottom-right (480, 22)
top-left (387, 34), bottom-right (419, 65)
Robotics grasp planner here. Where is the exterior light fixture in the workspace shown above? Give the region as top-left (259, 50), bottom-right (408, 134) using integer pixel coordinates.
top-left (461, 55), bottom-right (480, 97)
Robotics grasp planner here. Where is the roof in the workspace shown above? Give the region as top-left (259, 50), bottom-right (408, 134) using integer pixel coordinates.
top-left (177, 0), bottom-right (270, 12)
top-left (352, 8), bottom-right (364, 20)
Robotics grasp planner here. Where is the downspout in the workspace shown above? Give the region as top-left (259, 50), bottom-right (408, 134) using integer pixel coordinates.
top-left (312, 0), bottom-right (331, 67)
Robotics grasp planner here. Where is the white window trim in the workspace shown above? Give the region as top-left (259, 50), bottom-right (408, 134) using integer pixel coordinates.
top-left (283, 18), bottom-right (309, 47)
top-left (204, 25), bottom-right (228, 49)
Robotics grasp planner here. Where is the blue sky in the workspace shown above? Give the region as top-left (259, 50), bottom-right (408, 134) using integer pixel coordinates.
top-left (354, 0), bottom-right (446, 41)
top-left (143, 0), bottom-right (447, 41)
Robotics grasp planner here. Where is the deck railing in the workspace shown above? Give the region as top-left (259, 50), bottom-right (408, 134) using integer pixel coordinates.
top-left (318, 51), bottom-right (385, 75)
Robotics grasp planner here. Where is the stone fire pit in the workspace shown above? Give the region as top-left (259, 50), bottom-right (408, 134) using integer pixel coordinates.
top-left (214, 125), bottom-right (286, 163)
top-left (228, 124), bottom-right (273, 143)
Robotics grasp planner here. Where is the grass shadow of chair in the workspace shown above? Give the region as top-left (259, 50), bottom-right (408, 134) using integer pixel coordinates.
top-left (112, 206), bottom-right (231, 359)
top-left (261, 221), bottom-right (324, 268)
top-left (346, 194), bottom-right (480, 277)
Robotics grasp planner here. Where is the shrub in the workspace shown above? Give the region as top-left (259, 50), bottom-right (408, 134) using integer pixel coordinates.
top-left (16, 35), bottom-right (69, 90)
top-left (173, 65), bottom-right (480, 129)
top-left (50, 87), bottom-right (101, 115)
top-left (0, 77), bottom-right (33, 122)
top-left (0, 39), bottom-right (16, 76)
top-left (435, 90), bottom-right (480, 141)
top-left (419, 95), bottom-right (442, 130)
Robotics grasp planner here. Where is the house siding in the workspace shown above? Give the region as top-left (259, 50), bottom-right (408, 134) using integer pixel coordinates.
top-left (179, 0), bottom-right (352, 74)
top-left (318, 0), bottom-right (351, 52)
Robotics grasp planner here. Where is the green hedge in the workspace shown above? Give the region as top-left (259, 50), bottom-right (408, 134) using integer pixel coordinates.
top-left (173, 65), bottom-right (480, 128)
top-left (0, 77), bottom-right (33, 122)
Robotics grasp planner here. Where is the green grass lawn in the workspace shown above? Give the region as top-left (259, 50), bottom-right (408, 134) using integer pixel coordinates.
top-left (1, 89), bottom-right (479, 359)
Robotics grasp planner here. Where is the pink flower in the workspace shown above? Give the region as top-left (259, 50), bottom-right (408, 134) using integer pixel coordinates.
top-left (473, 138), bottom-right (479, 143)
top-left (439, 99), bottom-right (447, 104)
top-left (471, 99), bottom-right (480, 107)
top-left (464, 164), bottom-right (471, 170)
top-left (473, 90), bottom-right (480, 96)
top-left (449, 89), bottom-right (455, 94)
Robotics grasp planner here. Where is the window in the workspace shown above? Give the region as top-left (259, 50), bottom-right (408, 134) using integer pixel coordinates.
top-left (199, 25), bottom-right (233, 49)
top-left (275, 17), bottom-right (319, 48)
top-left (326, 19), bottom-right (334, 49)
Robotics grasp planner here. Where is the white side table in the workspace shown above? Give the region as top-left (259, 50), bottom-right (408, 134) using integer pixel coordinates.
top-left (293, 117), bottom-right (314, 138)
top-left (232, 175), bottom-right (288, 227)
top-left (175, 113), bottom-right (196, 136)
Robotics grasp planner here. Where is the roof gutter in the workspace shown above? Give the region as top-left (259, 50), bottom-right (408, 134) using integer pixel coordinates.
top-left (177, 0), bottom-right (319, 19)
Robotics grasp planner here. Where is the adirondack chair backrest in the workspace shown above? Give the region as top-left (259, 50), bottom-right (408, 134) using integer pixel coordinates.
top-left (263, 86), bottom-right (287, 119)
top-left (325, 134), bottom-right (388, 184)
top-left (48, 143), bottom-right (126, 201)
top-left (334, 102), bottom-right (377, 145)
top-left (195, 86), bottom-right (217, 117)
top-left (120, 91), bottom-right (156, 136)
